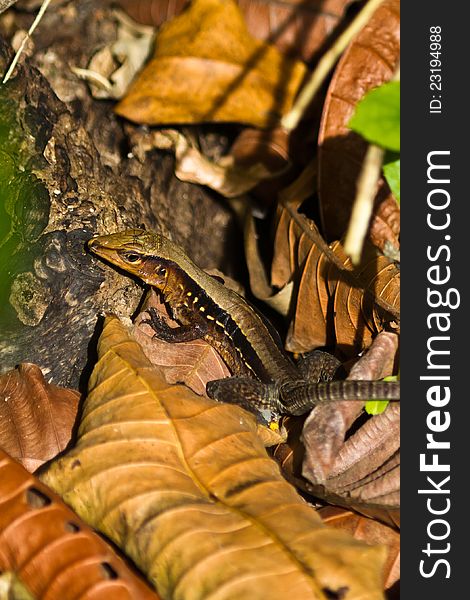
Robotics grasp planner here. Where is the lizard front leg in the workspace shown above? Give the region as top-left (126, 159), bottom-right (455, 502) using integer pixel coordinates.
top-left (143, 307), bottom-right (208, 342)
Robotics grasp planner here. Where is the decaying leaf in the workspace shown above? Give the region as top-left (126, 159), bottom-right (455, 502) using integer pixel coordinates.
top-left (273, 333), bottom-right (399, 529)
top-left (318, 507), bottom-right (400, 590)
top-left (148, 129), bottom-right (275, 197)
top-left (0, 363), bottom-right (80, 472)
top-left (244, 200), bottom-right (400, 356)
top-left (301, 332), bottom-right (398, 479)
top-left (301, 333), bottom-right (400, 527)
top-left (318, 0), bottom-right (400, 250)
top-left (244, 212), bottom-right (294, 316)
top-left (115, 0), bottom-right (307, 128)
top-left (132, 289), bottom-right (230, 396)
top-left (41, 316), bottom-right (387, 600)
top-left (0, 449), bottom-right (159, 599)
top-left (72, 9), bottom-right (155, 100)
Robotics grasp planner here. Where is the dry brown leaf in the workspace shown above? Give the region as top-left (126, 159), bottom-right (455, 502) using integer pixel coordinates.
top-left (244, 212), bottom-right (294, 316)
top-left (118, 0), bottom-right (354, 62)
top-left (245, 202), bottom-right (400, 356)
top-left (318, 0), bottom-right (400, 247)
top-left (115, 0), bottom-right (307, 128)
top-left (318, 507), bottom-right (400, 590)
top-left (132, 289), bottom-right (230, 396)
top-left (0, 363), bottom-right (80, 472)
top-left (301, 333), bottom-right (400, 528)
top-left (41, 316), bottom-right (387, 600)
top-left (0, 449), bottom-right (159, 599)
top-left (272, 333), bottom-right (399, 529)
top-left (301, 332), bottom-right (398, 479)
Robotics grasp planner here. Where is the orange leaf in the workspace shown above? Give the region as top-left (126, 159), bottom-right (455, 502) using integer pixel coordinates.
top-left (116, 0), bottom-right (306, 127)
top-left (0, 449), bottom-right (159, 599)
top-left (41, 316), bottom-right (387, 599)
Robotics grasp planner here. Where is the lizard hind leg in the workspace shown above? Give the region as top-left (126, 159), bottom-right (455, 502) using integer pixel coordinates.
top-left (298, 350), bottom-right (344, 382)
top-left (206, 377), bottom-right (282, 427)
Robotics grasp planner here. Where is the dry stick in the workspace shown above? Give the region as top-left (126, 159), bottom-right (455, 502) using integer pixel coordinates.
top-left (279, 196), bottom-right (400, 322)
top-left (2, 0), bottom-right (52, 84)
top-left (281, 0), bottom-right (386, 132)
top-left (344, 65), bottom-right (400, 264)
top-left (343, 144), bottom-right (385, 263)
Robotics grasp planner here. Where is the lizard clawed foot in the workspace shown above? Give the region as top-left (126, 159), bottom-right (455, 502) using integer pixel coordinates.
top-left (142, 307), bottom-right (207, 343)
top-left (141, 307), bottom-right (172, 339)
top-left (206, 377), bottom-right (282, 427)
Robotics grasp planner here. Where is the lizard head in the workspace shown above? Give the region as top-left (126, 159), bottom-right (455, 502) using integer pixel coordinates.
top-left (88, 229), bottom-right (186, 290)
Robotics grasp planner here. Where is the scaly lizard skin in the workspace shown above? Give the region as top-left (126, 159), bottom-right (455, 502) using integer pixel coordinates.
top-left (88, 230), bottom-right (400, 424)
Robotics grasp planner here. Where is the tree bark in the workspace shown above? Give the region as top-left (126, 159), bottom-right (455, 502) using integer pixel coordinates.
top-left (0, 2), bottom-right (235, 388)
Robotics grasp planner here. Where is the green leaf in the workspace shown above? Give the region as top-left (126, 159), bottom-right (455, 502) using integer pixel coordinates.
top-left (364, 400), bottom-right (389, 415)
top-left (383, 155), bottom-right (400, 203)
top-left (364, 374), bottom-right (399, 415)
top-left (349, 81), bottom-right (400, 152)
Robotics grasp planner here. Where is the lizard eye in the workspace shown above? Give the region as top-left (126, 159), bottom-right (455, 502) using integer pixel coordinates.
top-left (158, 266), bottom-right (167, 277)
top-left (120, 251), bottom-right (141, 264)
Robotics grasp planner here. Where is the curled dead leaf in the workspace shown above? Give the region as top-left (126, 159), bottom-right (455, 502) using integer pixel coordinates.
top-left (301, 333), bottom-right (400, 527)
top-left (272, 334), bottom-right (399, 529)
top-left (72, 9), bottom-right (155, 100)
top-left (318, 0), bottom-right (400, 248)
top-left (244, 200), bottom-right (400, 356)
top-left (0, 449), bottom-right (159, 599)
top-left (41, 316), bottom-right (387, 599)
top-left (0, 363), bottom-right (80, 472)
top-left (149, 129), bottom-right (275, 197)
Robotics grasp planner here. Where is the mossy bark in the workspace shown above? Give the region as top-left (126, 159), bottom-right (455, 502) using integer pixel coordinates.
top-left (0, 6), bottom-right (234, 388)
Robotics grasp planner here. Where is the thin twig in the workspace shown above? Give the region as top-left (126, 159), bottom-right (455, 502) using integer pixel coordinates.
top-left (281, 0), bottom-right (385, 132)
top-left (2, 0), bottom-right (52, 84)
top-left (344, 144), bottom-right (385, 263)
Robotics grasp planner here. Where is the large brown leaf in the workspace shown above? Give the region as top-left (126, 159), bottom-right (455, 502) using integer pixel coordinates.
top-left (0, 449), bottom-right (159, 599)
top-left (0, 364), bottom-right (80, 472)
top-left (318, 0), bottom-right (400, 246)
top-left (115, 0), bottom-right (307, 127)
top-left (41, 316), bottom-right (387, 600)
top-left (318, 507), bottom-right (399, 591)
